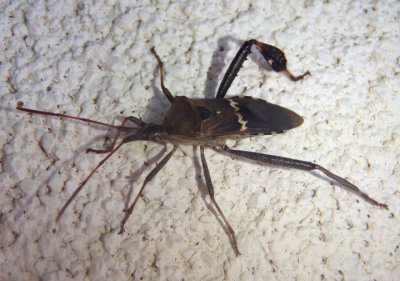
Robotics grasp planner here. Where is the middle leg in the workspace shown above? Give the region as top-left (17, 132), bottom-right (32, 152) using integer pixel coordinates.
top-left (151, 47), bottom-right (175, 103)
top-left (200, 146), bottom-right (241, 256)
top-left (119, 145), bottom-right (178, 234)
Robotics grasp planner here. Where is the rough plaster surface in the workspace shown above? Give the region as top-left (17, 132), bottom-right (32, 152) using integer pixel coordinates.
top-left (1, 0), bottom-right (400, 280)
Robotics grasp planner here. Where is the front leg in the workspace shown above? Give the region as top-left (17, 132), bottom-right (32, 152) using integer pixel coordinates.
top-left (216, 39), bottom-right (311, 99)
top-left (86, 116), bottom-right (143, 154)
top-left (220, 145), bottom-right (388, 209)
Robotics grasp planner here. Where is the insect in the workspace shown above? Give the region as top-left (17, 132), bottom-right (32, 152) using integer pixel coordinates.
top-left (16, 39), bottom-right (388, 256)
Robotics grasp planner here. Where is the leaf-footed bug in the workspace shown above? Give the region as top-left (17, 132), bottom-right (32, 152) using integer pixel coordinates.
top-left (16, 39), bottom-right (388, 256)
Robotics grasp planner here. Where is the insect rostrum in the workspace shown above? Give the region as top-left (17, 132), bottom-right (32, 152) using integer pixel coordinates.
top-left (16, 39), bottom-right (388, 256)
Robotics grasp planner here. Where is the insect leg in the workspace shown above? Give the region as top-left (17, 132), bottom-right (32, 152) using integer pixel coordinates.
top-left (150, 47), bottom-right (174, 103)
top-left (253, 40), bottom-right (311, 81)
top-left (200, 146), bottom-right (241, 256)
top-left (118, 145), bottom-right (178, 234)
top-left (86, 116), bottom-right (143, 154)
top-left (56, 141), bottom-right (125, 222)
top-left (221, 145), bottom-right (388, 209)
top-left (56, 134), bottom-right (153, 222)
top-left (216, 39), bottom-right (310, 99)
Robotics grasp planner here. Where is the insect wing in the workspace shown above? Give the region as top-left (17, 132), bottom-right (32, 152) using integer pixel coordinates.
top-left (197, 96), bottom-right (303, 137)
top-left (232, 96), bottom-right (303, 134)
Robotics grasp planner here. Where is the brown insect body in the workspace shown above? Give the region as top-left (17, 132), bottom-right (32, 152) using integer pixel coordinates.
top-left (16, 39), bottom-right (388, 256)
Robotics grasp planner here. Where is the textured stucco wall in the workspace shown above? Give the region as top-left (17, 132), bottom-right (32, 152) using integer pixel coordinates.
top-left (1, 1), bottom-right (400, 280)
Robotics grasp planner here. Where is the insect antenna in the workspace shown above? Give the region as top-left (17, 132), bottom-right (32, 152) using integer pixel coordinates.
top-left (16, 102), bottom-right (122, 130)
